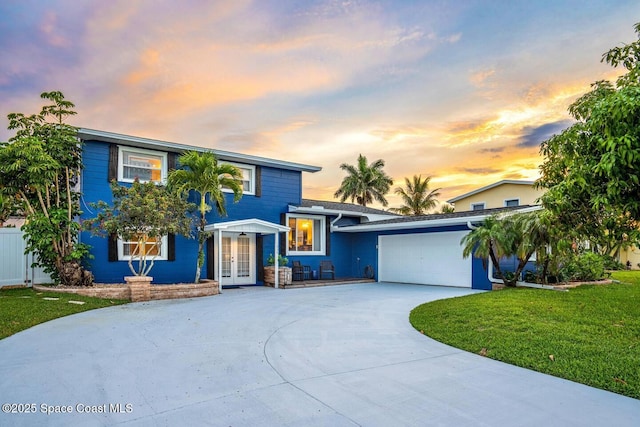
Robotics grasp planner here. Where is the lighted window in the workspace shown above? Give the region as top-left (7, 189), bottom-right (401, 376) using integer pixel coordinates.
top-left (118, 147), bottom-right (167, 183)
top-left (286, 214), bottom-right (325, 255)
top-left (118, 234), bottom-right (167, 260)
top-left (221, 162), bottom-right (255, 195)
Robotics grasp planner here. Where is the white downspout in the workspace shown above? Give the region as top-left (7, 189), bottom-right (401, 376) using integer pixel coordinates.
top-left (330, 213), bottom-right (343, 232)
top-left (467, 221), bottom-right (502, 285)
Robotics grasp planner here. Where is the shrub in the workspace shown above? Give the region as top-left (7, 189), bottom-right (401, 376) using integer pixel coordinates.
top-left (266, 253), bottom-right (288, 266)
top-left (560, 252), bottom-right (605, 281)
top-left (601, 254), bottom-right (625, 270)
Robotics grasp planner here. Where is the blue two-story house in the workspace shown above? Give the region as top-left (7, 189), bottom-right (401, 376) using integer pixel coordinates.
top-left (79, 129), bottom-right (532, 291)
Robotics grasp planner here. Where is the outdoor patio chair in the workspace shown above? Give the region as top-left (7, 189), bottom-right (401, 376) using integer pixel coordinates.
top-left (292, 260), bottom-right (311, 281)
top-left (319, 260), bottom-right (335, 280)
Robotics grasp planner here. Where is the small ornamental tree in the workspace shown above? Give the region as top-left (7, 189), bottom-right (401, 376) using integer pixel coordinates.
top-left (84, 179), bottom-right (195, 277)
top-left (0, 91), bottom-right (92, 286)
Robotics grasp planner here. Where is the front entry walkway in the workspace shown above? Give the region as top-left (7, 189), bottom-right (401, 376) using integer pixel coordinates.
top-left (1, 283), bottom-right (638, 426)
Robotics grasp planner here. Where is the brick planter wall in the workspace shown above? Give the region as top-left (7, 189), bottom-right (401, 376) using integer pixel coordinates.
top-left (263, 266), bottom-right (292, 287)
top-left (33, 280), bottom-right (218, 302)
top-left (126, 276), bottom-right (152, 302)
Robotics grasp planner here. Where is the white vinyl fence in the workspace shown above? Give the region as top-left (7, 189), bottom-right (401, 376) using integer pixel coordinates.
top-left (0, 228), bottom-right (51, 288)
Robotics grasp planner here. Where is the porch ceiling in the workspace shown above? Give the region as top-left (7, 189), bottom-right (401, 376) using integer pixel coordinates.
top-left (204, 218), bottom-right (290, 235)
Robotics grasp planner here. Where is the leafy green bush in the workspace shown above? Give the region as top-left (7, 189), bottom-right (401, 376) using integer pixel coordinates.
top-left (523, 269), bottom-right (538, 283)
top-left (601, 254), bottom-right (625, 270)
top-left (561, 252), bottom-right (605, 281)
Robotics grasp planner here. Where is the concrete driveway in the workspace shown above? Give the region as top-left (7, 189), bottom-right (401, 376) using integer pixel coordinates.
top-left (0, 283), bottom-right (638, 426)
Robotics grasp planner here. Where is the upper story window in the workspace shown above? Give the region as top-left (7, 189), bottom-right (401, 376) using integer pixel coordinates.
top-left (471, 202), bottom-right (486, 211)
top-left (118, 146), bottom-right (167, 184)
top-left (504, 198), bottom-right (520, 207)
top-left (222, 162), bottom-right (255, 195)
top-left (286, 214), bottom-right (325, 255)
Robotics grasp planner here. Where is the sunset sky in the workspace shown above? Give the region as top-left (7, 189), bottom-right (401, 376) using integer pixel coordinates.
top-left (1, 1), bottom-right (639, 209)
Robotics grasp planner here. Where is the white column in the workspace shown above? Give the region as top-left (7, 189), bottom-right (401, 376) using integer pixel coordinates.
top-left (274, 232), bottom-right (279, 289)
top-left (217, 230), bottom-right (223, 293)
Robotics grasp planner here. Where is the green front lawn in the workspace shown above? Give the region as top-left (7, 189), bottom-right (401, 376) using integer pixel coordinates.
top-left (410, 271), bottom-right (640, 399)
top-left (0, 287), bottom-right (127, 340)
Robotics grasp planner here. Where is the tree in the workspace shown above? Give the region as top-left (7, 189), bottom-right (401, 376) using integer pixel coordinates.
top-left (84, 179), bottom-right (195, 277)
top-left (461, 211), bottom-right (549, 287)
top-left (389, 175), bottom-right (441, 215)
top-left (0, 91), bottom-right (93, 286)
top-left (334, 154), bottom-right (393, 207)
top-left (167, 151), bottom-right (243, 283)
top-left (537, 22), bottom-right (640, 237)
top-left (440, 203), bottom-right (455, 214)
top-left (0, 188), bottom-right (19, 227)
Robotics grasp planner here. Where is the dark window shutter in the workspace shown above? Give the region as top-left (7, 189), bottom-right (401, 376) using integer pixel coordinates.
top-left (256, 235), bottom-right (264, 281)
top-left (167, 234), bottom-right (176, 261)
top-left (206, 237), bottom-right (215, 280)
top-left (168, 152), bottom-right (177, 172)
top-left (108, 144), bottom-right (118, 182)
top-left (108, 233), bottom-right (118, 262)
top-left (254, 166), bottom-right (262, 197)
top-left (325, 218), bottom-right (331, 256)
top-left (280, 213), bottom-right (287, 255)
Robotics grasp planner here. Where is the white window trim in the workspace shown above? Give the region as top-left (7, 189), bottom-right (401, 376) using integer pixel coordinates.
top-left (504, 198), bottom-right (520, 207)
top-left (117, 235), bottom-right (168, 261)
top-left (221, 162), bottom-right (255, 196)
top-left (471, 202), bottom-right (486, 211)
top-left (286, 213), bottom-right (326, 256)
top-left (117, 146), bottom-right (168, 184)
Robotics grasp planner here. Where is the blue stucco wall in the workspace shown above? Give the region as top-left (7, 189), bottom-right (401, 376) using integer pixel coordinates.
top-left (80, 140), bottom-right (303, 284)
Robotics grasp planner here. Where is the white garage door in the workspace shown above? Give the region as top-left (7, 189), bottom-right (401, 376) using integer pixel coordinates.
top-left (378, 231), bottom-right (472, 288)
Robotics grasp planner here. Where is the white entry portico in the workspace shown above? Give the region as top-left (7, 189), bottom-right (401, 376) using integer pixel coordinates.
top-left (205, 219), bottom-right (290, 293)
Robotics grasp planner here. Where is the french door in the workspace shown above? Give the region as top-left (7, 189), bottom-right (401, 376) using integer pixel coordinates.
top-left (220, 234), bottom-right (255, 286)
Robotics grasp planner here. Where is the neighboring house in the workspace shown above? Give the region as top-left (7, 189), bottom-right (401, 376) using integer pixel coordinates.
top-left (446, 180), bottom-right (543, 212)
top-left (448, 179), bottom-right (640, 269)
top-left (78, 129), bottom-right (534, 290)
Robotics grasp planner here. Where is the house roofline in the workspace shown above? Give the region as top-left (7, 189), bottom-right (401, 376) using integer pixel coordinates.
top-left (446, 180), bottom-right (536, 203)
top-left (333, 205), bottom-right (541, 233)
top-left (77, 128), bottom-right (322, 173)
top-left (288, 204), bottom-right (400, 222)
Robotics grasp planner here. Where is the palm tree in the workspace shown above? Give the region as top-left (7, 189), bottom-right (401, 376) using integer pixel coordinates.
top-left (389, 175), bottom-right (441, 215)
top-left (167, 151), bottom-right (243, 283)
top-left (461, 216), bottom-right (513, 284)
top-left (334, 154), bottom-right (393, 207)
top-left (461, 211), bottom-right (550, 287)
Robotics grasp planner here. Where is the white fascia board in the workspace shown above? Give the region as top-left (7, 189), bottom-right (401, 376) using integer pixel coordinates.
top-left (204, 218), bottom-right (290, 234)
top-left (334, 205), bottom-right (542, 233)
top-left (288, 205), bottom-right (366, 217)
top-left (78, 128), bottom-right (322, 173)
top-left (288, 205), bottom-right (400, 221)
top-left (333, 215), bottom-right (490, 233)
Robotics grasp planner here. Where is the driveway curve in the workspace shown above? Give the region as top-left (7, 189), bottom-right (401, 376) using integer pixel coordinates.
top-left (1, 283), bottom-right (638, 426)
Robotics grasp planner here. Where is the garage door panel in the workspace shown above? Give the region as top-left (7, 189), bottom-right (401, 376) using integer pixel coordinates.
top-left (378, 231), bottom-right (471, 288)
